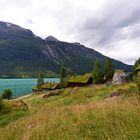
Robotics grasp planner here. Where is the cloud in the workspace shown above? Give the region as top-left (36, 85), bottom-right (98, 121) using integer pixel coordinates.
top-left (0, 0), bottom-right (139, 65)
top-left (78, 0), bottom-right (140, 65)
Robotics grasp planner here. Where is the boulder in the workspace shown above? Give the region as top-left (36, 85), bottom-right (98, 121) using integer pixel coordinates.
top-left (112, 70), bottom-right (130, 84)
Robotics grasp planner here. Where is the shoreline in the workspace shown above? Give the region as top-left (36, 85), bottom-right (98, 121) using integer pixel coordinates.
top-left (14, 93), bottom-right (33, 100)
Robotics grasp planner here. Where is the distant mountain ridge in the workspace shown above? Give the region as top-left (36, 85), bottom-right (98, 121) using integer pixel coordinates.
top-left (0, 21), bottom-right (132, 77)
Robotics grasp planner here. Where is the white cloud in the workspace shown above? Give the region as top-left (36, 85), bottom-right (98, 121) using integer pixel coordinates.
top-left (0, 0), bottom-right (139, 65)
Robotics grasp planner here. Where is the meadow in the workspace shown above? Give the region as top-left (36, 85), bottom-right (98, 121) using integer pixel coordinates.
top-left (0, 83), bottom-right (140, 140)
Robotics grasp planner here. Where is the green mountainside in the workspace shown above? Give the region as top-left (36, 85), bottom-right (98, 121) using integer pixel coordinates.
top-left (0, 21), bottom-right (132, 77)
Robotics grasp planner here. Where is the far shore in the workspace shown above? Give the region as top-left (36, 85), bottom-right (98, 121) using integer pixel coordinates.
top-left (0, 77), bottom-right (59, 79)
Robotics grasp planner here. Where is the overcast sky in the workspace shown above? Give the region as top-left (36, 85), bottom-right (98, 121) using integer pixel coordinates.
top-left (0, 0), bottom-right (140, 65)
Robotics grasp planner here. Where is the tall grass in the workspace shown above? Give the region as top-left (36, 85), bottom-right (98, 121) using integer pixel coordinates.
top-left (0, 83), bottom-right (140, 140)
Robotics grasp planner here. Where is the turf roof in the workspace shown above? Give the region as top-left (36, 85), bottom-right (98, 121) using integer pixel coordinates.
top-left (68, 73), bottom-right (92, 83)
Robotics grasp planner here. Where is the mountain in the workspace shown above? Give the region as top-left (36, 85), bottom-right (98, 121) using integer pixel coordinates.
top-left (0, 21), bottom-right (131, 77)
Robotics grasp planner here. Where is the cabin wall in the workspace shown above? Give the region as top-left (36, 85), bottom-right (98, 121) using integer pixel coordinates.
top-left (68, 82), bottom-right (90, 87)
top-left (87, 78), bottom-right (93, 84)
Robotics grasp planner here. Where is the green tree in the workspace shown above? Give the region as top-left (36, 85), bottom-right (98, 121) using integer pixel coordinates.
top-left (134, 58), bottom-right (140, 68)
top-left (2, 89), bottom-right (13, 100)
top-left (92, 60), bottom-right (103, 84)
top-left (104, 58), bottom-right (114, 81)
top-left (60, 65), bottom-right (66, 88)
top-left (133, 58), bottom-right (140, 74)
top-left (36, 71), bottom-right (45, 86)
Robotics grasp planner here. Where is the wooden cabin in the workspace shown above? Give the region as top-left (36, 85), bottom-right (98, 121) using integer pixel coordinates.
top-left (67, 73), bottom-right (93, 87)
top-left (41, 83), bottom-right (60, 91)
top-left (33, 83), bottom-right (60, 93)
top-left (32, 87), bottom-right (42, 93)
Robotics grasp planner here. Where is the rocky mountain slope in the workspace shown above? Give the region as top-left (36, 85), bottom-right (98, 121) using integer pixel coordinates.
top-left (0, 21), bottom-right (131, 77)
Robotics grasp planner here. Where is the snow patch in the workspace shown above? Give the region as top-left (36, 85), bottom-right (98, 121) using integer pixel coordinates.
top-left (6, 23), bottom-right (12, 27)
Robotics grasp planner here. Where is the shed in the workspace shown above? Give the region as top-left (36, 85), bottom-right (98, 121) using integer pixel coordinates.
top-left (68, 73), bottom-right (93, 87)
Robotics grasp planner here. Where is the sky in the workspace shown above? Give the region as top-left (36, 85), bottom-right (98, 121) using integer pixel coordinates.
top-left (0, 0), bottom-right (140, 65)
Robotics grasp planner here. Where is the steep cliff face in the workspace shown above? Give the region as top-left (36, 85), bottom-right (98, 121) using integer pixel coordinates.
top-left (0, 21), bottom-right (131, 77)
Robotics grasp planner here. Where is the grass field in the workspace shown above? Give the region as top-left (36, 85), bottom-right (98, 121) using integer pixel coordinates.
top-left (0, 83), bottom-right (140, 140)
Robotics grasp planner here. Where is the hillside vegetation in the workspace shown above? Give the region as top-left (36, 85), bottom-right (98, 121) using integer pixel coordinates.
top-left (0, 83), bottom-right (140, 140)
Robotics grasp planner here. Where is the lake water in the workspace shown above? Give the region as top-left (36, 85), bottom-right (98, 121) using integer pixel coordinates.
top-left (0, 78), bottom-right (60, 98)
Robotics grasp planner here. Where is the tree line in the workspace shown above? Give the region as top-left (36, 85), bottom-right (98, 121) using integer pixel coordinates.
top-left (92, 58), bottom-right (114, 84)
top-left (36, 57), bottom-right (115, 88)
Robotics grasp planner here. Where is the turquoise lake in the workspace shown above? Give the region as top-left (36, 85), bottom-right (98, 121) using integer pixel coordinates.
top-left (0, 78), bottom-right (59, 98)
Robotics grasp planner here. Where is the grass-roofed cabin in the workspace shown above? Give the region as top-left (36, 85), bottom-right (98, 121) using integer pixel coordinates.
top-left (33, 83), bottom-right (60, 93)
top-left (135, 66), bottom-right (140, 77)
top-left (41, 83), bottom-right (60, 91)
top-left (67, 73), bottom-right (93, 87)
top-left (32, 87), bottom-right (43, 93)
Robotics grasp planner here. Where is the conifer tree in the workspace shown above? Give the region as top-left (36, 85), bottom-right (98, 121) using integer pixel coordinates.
top-left (134, 58), bottom-right (140, 68)
top-left (104, 58), bottom-right (114, 81)
top-left (60, 65), bottom-right (65, 88)
top-left (37, 71), bottom-right (45, 86)
top-left (92, 60), bottom-right (103, 84)
top-left (133, 58), bottom-right (140, 74)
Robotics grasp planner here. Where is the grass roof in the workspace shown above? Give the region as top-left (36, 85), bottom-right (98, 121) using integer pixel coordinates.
top-left (68, 73), bottom-right (92, 83)
top-left (33, 83), bottom-right (59, 91)
top-left (41, 83), bottom-right (59, 90)
top-left (32, 87), bottom-right (42, 90)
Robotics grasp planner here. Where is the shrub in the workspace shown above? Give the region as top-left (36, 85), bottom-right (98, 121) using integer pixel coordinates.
top-left (2, 89), bottom-right (13, 100)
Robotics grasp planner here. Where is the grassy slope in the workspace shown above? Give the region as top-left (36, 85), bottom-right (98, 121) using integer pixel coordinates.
top-left (0, 83), bottom-right (140, 140)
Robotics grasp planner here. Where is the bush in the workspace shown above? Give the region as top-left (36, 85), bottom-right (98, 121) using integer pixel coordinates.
top-left (2, 89), bottom-right (13, 100)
